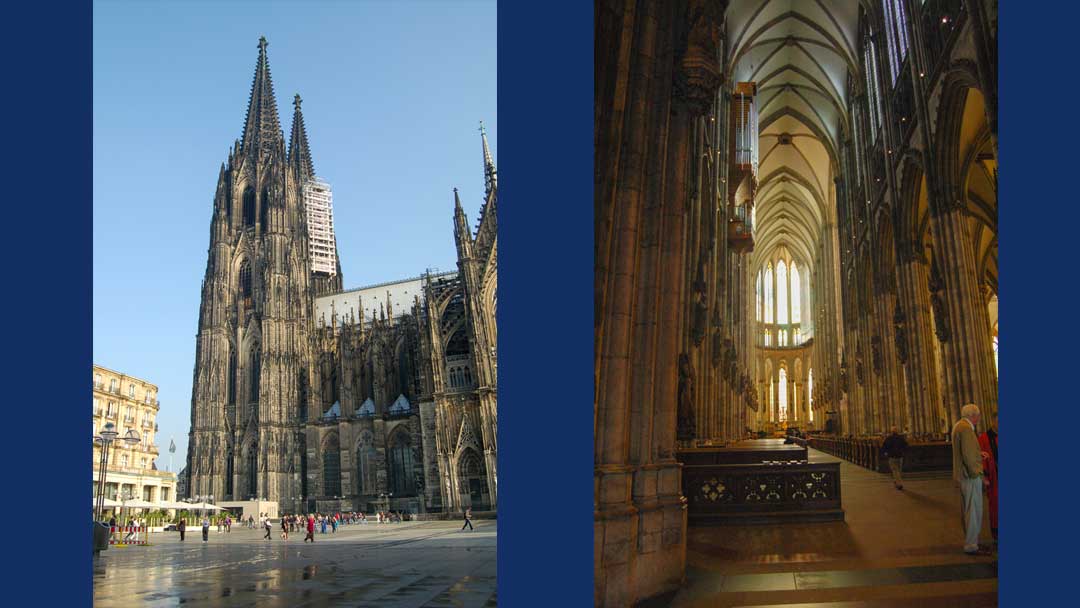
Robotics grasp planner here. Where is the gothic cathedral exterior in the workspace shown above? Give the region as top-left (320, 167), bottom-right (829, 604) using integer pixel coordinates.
top-left (185, 38), bottom-right (497, 516)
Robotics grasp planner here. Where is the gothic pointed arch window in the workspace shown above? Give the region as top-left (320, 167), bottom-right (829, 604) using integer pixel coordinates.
top-left (242, 186), bottom-right (256, 228)
top-left (355, 431), bottom-right (377, 495)
top-left (298, 369), bottom-right (308, 422)
top-left (247, 445), bottom-right (258, 499)
top-left (808, 368), bottom-right (815, 423)
top-left (458, 448), bottom-right (488, 510)
top-left (239, 261), bottom-right (253, 308)
top-left (225, 448), bottom-right (234, 497)
top-left (387, 431), bottom-right (416, 496)
top-left (756, 271), bottom-right (762, 322)
top-left (765, 264), bottom-right (774, 324)
top-left (227, 349), bottom-right (237, 406)
top-left (863, 22), bottom-right (884, 138)
top-left (260, 187), bottom-right (270, 229)
top-left (777, 261), bottom-right (788, 325)
top-left (883, 0), bottom-right (910, 84)
top-left (778, 368), bottom-right (788, 423)
top-left (769, 377), bottom-right (775, 421)
top-left (322, 434), bottom-right (341, 497)
top-left (791, 262), bottom-right (801, 324)
top-left (249, 347), bottom-right (261, 405)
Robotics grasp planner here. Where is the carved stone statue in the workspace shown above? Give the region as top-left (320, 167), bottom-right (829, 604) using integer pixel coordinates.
top-left (870, 336), bottom-right (883, 376)
top-left (894, 306), bottom-right (909, 364)
top-left (677, 353), bottom-right (696, 441)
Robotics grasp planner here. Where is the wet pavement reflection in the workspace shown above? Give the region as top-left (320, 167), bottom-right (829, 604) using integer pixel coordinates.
top-left (93, 521), bottom-right (497, 607)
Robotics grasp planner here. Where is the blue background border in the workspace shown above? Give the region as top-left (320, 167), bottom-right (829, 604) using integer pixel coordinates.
top-left (0, 0), bottom-right (93, 603)
top-left (0, 0), bottom-right (1068, 605)
top-left (498, 2), bottom-right (595, 605)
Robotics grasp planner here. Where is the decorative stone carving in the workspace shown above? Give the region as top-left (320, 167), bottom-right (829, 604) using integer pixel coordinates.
top-left (672, 0), bottom-right (724, 117)
top-left (854, 347), bottom-right (865, 386)
top-left (691, 271), bottom-right (708, 346)
top-left (928, 258), bottom-right (951, 343)
top-left (677, 353), bottom-right (697, 441)
top-left (894, 306), bottom-right (909, 364)
top-left (838, 356), bottom-right (849, 394)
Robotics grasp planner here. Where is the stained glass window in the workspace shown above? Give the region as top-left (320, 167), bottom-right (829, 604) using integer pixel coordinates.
top-left (808, 368), bottom-right (814, 422)
top-left (791, 262), bottom-right (801, 323)
top-left (765, 264), bottom-right (774, 324)
top-left (777, 261), bottom-right (788, 324)
top-left (778, 368), bottom-right (788, 423)
top-left (756, 271), bottom-right (762, 322)
top-left (769, 377), bottom-right (775, 421)
top-left (883, 0), bottom-right (910, 83)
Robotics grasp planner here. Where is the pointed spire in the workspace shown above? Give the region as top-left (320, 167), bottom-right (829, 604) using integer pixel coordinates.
top-left (288, 93), bottom-right (315, 182)
top-left (240, 36), bottom-right (284, 157)
top-left (480, 121), bottom-right (497, 199)
top-left (453, 187), bottom-right (469, 238)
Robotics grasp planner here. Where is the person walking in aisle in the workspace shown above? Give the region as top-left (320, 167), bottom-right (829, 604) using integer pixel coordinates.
top-left (952, 404), bottom-right (990, 556)
top-left (978, 421), bottom-right (999, 545)
top-left (461, 507), bottom-right (473, 531)
top-left (882, 427), bottom-right (909, 490)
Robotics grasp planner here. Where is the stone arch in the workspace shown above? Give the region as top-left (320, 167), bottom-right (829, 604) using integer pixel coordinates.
top-left (457, 447), bottom-right (490, 511)
top-left (354, 429), bottom-right (377, 496)
top-left (386, 428), bottom-right (416, 497)
top-left (321, 431), bottom-right (342, 497)
top-left (933, 64), bottom-right (985, 206)
top-left (242, 185), bottom-right (256, 228)
top-left (260, 185), bottom-right (270, 230)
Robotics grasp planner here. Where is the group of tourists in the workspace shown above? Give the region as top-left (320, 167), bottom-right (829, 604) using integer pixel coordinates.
top-left (170, 506), bottom-right (478, 543)
top-left (880, 404), bottom-right (999, 556)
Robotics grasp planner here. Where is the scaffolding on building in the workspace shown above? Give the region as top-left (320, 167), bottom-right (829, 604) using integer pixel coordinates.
top-left (303, 176), bottom-right (338, 275)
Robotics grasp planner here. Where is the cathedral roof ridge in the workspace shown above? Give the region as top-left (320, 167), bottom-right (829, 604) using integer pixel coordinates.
top-left (326, 270), bottom-right (458, 296)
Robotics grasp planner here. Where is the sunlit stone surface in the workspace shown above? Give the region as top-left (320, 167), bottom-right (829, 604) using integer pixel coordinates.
top-left (93, 521), bottom-right (496, 607)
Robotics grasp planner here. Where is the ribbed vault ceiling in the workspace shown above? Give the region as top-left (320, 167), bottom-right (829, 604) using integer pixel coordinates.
top-left (727, 0), bottom-right (857, 272)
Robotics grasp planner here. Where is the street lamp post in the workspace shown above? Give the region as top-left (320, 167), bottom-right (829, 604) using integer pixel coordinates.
top-left (94, 423), bottom-right (141, 522)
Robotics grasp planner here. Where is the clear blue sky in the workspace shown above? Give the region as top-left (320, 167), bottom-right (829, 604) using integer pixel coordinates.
top-left (93, 0), bottom-right (496, 471)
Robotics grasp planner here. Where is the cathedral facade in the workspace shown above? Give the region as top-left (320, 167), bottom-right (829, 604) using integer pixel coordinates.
top-left (185, 38), bottom-right (497, 516)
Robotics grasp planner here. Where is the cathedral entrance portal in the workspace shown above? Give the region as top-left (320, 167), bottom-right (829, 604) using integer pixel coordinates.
top-left (458, 448), bottom-right (489, 511)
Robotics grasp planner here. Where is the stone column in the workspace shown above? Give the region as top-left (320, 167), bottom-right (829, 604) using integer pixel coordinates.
top-left (895, 249), bottom-right (941, 436)
top-left (928, 203), bottom-right (998, 426)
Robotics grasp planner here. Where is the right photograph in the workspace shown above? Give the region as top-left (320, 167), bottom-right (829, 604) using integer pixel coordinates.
top-left (595, 1), bottom-right (998, 606)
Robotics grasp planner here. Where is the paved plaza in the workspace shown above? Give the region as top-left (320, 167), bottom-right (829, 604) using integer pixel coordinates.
top-left (93, 520), bottom-right (496, 607)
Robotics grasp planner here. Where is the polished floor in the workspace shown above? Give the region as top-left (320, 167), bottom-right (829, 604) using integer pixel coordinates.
top-left (92, 520), bottom-right (496, 607)
top-left (655, 446), bottom-right (997, 607)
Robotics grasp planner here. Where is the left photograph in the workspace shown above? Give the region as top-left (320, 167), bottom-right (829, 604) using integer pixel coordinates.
top-left (92, 1), bottom-right (497, 605)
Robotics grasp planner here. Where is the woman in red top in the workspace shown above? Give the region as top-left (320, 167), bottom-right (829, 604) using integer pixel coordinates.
top-left (978, 424), bottom-right (998, 544)
top-left (304, 515), bottom-right (316, 543)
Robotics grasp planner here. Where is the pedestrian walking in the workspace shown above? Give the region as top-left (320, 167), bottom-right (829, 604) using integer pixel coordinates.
top-left (952, 404), bottom-right (991, 556)
top-left (461, 507), bottom-right (473, 531)
top-left (201, 517), bottom-right (210, 542)
top-left (179, 519), bottom-right (186, 542)
top-left (304, 515), bottom-right (315, 543)
top-left (882, 427), bottom-right (909, 490)
top-left (281, 516), bottom-right (289, 540)
top-left (263, 516), bottom-right (272, 540)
